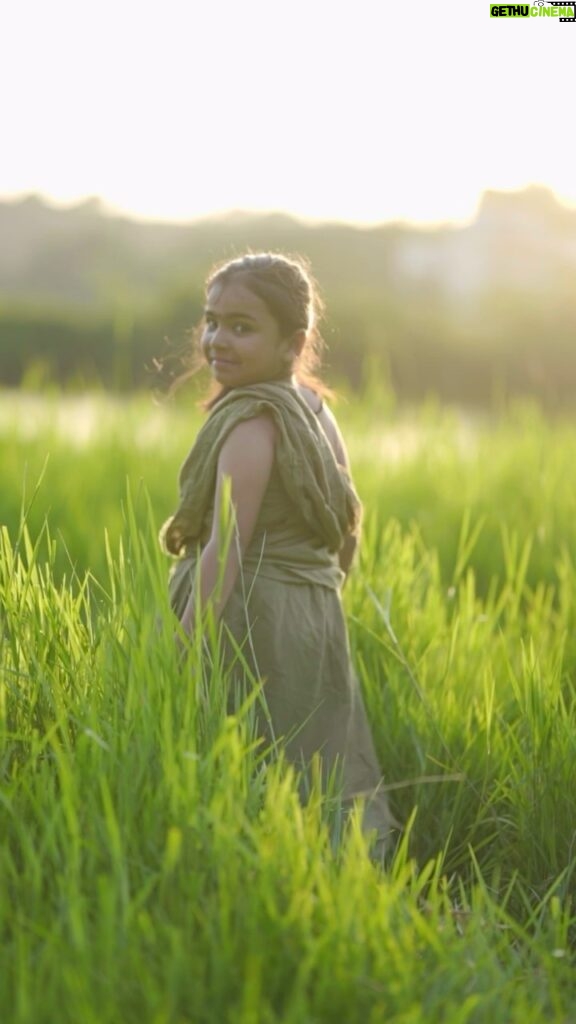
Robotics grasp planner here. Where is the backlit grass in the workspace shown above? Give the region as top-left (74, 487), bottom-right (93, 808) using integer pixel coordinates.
top-left (1, 390), bottom-right (575, 1022)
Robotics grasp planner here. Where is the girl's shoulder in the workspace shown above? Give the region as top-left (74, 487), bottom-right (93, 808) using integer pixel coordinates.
top-left (296, 383), bottom-right (323, 414)
top-left (296, 384), bottom-right (349, 470)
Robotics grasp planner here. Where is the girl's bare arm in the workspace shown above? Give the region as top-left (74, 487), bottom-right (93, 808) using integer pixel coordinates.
top-left (179, 415), bottom-right (276, 635)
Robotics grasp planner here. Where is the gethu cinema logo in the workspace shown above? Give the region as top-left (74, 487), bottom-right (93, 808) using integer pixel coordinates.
top-left (490, 1), bottom-right (576, 16)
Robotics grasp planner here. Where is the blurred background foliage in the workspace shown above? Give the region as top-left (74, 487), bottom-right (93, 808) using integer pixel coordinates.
top-left (1, 185), bottom-right (575, 408)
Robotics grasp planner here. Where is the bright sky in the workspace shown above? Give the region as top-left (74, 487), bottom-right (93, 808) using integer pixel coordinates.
top-left (1, 0), bottom-right (574, 226)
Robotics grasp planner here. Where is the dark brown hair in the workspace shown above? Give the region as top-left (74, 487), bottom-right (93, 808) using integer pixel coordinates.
top-left (161, 251), bottom-right (332, 408)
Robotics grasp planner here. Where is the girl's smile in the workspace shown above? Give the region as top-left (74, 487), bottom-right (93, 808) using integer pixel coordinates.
top-left (202, 280), bottom-right (295, 388)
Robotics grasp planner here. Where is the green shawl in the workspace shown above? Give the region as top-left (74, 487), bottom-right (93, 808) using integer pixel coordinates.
top-left (161, 382), bottom-right (361, 557)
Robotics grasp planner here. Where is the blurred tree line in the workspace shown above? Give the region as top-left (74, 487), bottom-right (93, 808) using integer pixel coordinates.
top-left (1, 187), bottom-right (575, 408)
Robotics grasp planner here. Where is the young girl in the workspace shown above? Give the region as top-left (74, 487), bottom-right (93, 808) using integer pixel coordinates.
top-left (161, 252), bottom-right (394, 857)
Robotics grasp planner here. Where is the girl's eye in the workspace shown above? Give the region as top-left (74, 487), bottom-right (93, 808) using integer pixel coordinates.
top-left (204, 317), bottom-right (217, 332)
top-left (232, 322), bottom-right (249, 335)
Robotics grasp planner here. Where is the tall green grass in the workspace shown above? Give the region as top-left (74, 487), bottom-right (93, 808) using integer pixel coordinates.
top-left (1, 391), bottom-right (576, 1022)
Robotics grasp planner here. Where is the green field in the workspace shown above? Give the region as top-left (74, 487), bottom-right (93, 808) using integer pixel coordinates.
top-left (1, 390), bottom-right (576, 1022)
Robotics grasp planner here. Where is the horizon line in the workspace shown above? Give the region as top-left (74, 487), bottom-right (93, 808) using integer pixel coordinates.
top-left (2, 183), bottom-right (575, 232)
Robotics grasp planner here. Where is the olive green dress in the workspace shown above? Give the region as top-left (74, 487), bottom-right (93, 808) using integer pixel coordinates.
top-left (163, 383), bottom-right (395, 855)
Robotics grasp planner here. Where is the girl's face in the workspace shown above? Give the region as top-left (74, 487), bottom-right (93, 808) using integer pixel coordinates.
top-left (202, 279), bottom-right (297, 388)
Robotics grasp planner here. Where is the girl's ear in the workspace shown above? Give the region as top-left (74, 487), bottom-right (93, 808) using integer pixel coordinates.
top-left (280, 329), bottom-right (306, 362)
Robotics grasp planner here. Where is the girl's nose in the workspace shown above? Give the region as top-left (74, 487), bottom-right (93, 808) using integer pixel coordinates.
top-left (210, 325), bottom-right (230, 347)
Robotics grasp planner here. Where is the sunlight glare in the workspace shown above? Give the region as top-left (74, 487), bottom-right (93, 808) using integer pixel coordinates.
top-left (1, 0), bottom-right (574, 225)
